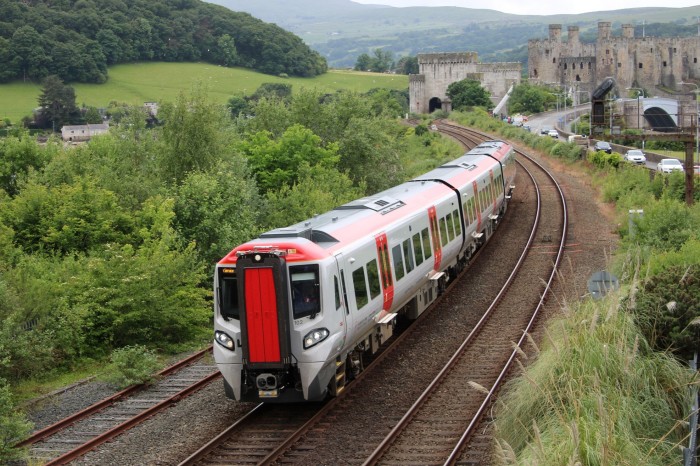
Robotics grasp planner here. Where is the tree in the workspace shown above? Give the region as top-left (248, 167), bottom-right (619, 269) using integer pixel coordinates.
top-left (446, 79), bottom-right (493, 111)
top-left (396, 56), bottom-right (418, 75)
top-left (37, 75), bottom-right (79, 131)
top-left (216, 34), bottom-right (238, 67)
top-left (158, 85), bottom-right (229, 183)
top-left (354, 53), bottom-right (372, 71)
top-left (240, 124), bottom-right (339, 193)
top-left (10, 25), bottom-right (49, 82)
top-left (371, 49), bottom-right (394, 73)
top-left (508, 82), bottom-right (553, 114)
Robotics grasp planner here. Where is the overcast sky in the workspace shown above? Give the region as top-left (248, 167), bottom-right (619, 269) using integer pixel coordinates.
top-left (350, 0), bottom-right (700, 16)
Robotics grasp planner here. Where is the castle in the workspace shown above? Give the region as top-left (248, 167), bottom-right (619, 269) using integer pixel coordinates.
top-left (409, 53), bottom-right (521, 114)
top-left (528, 22), bottom-right (700, 97)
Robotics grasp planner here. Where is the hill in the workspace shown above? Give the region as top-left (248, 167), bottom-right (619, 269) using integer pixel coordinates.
top-left (0, 0), bottom-right (326, 84)
top-left (0, 63), bottom-right (408, 123)
top-left (206, 0), bottom-right (700, 67)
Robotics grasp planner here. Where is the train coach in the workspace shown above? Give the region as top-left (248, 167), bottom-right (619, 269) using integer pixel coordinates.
top-left (213, 140), bottom-right (516, 403)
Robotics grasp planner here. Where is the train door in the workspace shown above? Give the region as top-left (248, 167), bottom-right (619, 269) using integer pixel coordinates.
top-left (374, 233), bottom-right (394, 312)
top-left (334, 253), bottom-right (352, 338)
top-left (428, 206), bottom-right (442, 271)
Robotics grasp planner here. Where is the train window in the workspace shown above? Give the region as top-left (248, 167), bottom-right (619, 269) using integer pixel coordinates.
top-left (392, 244), bottom-right (405, 280)
top-left (290, 264), bottom-right (320, 319)
top-left (334, 276), bottom-right (341, 311)
top-left (412, 233), bottom-right (424, 266)
top-left (445, 212), bottom-right (454, 241)
top-left (352, 267), bottom-right (368, 310)
top-left (218, 268), bottom-right (239, 320)
top-left (367, 259), bottom-right (381, 300)
top-left (421, 227), bottom-right (432, 259)
top-left (402, 238), bottom-right (415, 273)
top-left (439, 217), bottom-right (449, 246)
top-left (452, 209), bottom-right (461, 237)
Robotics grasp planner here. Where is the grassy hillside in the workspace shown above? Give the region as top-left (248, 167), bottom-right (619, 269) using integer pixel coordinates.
top-left (0, 63), bottom-right (408, 123)
top-left (206, 0), bottom-right (700, 67)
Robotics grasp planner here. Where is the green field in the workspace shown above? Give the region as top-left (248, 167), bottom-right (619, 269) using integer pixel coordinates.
top-left (0, 63), bottom-right (409, 123)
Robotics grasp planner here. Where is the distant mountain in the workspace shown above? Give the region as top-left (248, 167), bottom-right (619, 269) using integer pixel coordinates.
top-left (206, 0), bottom-right (700, 68)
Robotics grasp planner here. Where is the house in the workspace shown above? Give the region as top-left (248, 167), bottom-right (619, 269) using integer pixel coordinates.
top-left (61, 123), bottom-right (109, 142)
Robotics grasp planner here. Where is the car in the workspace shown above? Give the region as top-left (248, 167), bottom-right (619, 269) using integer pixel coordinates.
top-left (522, 125), bottom-right (531, 132)
top-left (623, 149), bottom-right (647, 165)
top-left (593, 141), bottom-right (612, 154)
top-left (540, 126), bottom-right (552, 135)
top-left (547, 129), bottom-right (559, 138)
top-left (656, 158), bottom-right (684, 173)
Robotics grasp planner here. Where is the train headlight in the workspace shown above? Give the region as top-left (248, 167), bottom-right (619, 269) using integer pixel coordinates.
top-left (215, 330), bottom-right (235, 350)
top-left (303, 328), bottom-right (329, 349)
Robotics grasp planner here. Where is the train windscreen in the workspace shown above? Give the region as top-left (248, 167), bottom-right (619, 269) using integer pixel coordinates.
top-left (218, 267), bottom-right (239, 320)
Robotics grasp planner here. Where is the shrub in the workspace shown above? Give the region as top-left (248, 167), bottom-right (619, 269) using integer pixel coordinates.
top-left (102, 345), bottom-right (160, 389)
top-left (0, 377), bottom-right (33, 462)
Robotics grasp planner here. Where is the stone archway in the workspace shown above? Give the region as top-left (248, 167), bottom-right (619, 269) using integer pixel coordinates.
top-left (429, 97), bottom-right (442, 113)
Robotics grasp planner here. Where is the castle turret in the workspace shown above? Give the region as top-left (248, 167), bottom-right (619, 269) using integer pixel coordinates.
top-left (549, 24), bottom-right (562, 42)
top-left (568, 26), bottom-right (579, 45)
top-left (622, 24), bottom-right (634, 39)
top-left (598, 22), bottom-right (611, 40)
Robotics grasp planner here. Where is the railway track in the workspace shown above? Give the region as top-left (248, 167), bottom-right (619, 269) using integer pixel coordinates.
top-left (19, 347), bottom-right (220, 465)
top-left (364, 124), bottom-right (568, 465)
top-left (179, 126), bottom-right (569, 465)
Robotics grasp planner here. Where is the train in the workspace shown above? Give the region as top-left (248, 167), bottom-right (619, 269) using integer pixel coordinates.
top-left (213, 140), bottom-right (516, 402)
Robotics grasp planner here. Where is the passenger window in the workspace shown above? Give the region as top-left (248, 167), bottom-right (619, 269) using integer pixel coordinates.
top-left (392, 244), bottom-right (405, 281)
top-left (440, 217), bottom-right (449, 246)
top-left (453, 209), bottom-right (461, 236)
top-left (367, 259), bottom-right (381, 300)
top-left (403, 238), bottom-right (415, 273)
top-left (290, 264), bottom-right (320, 319)
top-left (352, 267), bottom-right (368, 309)
top-left (421, 227), bottom-right (432, 259)
top-left (412, 233), bottom-right (424, 266)
top-left (445, 212), bottom-right (454, 241)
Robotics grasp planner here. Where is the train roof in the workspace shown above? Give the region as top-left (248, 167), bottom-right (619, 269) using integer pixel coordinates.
top-left (219, 141), bottom-right (512, 265)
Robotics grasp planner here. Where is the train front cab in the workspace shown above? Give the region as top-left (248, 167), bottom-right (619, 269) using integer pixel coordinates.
top-left (215, 248), bottom-right (347, 403)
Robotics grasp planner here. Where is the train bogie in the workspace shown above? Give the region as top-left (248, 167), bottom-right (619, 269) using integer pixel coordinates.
top-left (214, 141), bottom-right (517, 402)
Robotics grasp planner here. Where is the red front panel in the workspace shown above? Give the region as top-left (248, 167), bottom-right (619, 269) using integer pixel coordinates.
top-left (245, 268), bottom-right (281, 363)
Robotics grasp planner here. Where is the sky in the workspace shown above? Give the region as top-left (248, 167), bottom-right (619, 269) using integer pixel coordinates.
top-left (350, 0), bottom-right (700, 16)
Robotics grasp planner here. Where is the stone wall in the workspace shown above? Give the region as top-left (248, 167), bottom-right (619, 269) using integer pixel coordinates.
top-left (409, 52), bottom-right (521, 113)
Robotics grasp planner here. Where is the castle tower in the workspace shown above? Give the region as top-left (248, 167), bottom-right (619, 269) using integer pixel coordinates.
top-left (622, 24), bottom-right (634, 39)
top-left (549, 24), bottom-right (562, 42)
top-left (568, 26), bottom-right (579, 45)
top-left (598, 22), bottom-right (612, 40)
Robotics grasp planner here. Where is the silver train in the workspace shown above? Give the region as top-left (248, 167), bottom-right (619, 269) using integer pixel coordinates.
top-left (213, 140), bottom-right (516, 402)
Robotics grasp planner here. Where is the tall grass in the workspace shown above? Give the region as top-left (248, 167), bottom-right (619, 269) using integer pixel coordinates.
top-left (494, 295), bottom-right (692, 465)
top-left (0, 63), bottom-right (408, 123)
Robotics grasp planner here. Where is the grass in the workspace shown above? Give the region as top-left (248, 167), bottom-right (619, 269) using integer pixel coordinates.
top-left (0, 63), bottom-right (409, 123)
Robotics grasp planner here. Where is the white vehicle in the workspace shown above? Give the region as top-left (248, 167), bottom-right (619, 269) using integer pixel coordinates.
top-left (623, 149), bottom-right (646, 165)
top-left (547, 129), bottom-right (559, 138)
top-left (656, 159), bottom-right (684, 173)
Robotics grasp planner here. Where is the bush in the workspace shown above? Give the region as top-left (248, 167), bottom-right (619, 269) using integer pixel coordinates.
top-left (494, 301), bottom-right (690, 465)
top-left (0, 377), bottom-right (33, 462)
top-left (102, 345), bottom-right (160, 389)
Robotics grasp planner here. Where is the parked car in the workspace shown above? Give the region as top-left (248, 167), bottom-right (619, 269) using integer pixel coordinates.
top-left (540, 126), bottom-right (552, 135)
top-left (656, 158), bottom-right (684, 173)
top-left (623, 149), bottom-right (646, 165)
top-left (547, 129), bottom-right (559, 138)
top-left (593, 141), bottom-right (612, 153)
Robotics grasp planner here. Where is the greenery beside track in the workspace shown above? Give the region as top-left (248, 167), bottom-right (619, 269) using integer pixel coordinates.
top-left (446, 108), bottom-right (699, 465)
top-left (0, 84), bottom-right (459, 461)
